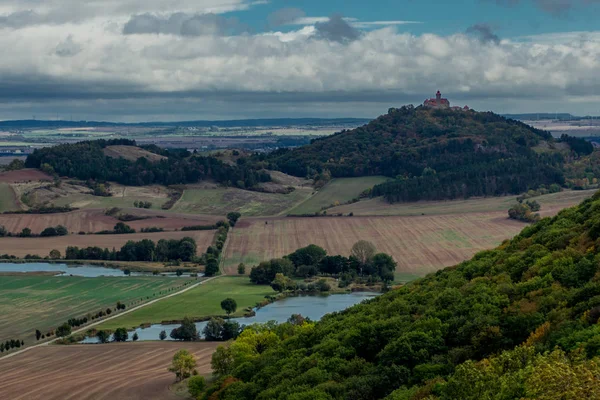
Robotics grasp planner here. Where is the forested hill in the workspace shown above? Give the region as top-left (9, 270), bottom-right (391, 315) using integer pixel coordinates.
top-left (265, 105), bottom-right (593, 202)
top-left (206, 191), bottom-right (600, 399)
top-left (25, 139), bottom-right (270, 188)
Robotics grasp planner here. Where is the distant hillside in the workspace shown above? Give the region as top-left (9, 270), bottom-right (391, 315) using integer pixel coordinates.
top-left (204, 190), bottom-right (600, 399)
top-left (266, 105), bottom-right (593, 202)
top-left (0, 117), bottom-right (370, 130)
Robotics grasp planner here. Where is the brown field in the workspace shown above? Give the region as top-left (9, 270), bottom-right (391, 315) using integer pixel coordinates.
top-left (103, 145), bottom-right (167, 162)
top-left (0, 342), bottom-right (218, 400)
top-left (0, 168), bottom-right (52, 183)
top-left (0, 208), bottom-right (222, 234)
top-left (0, 229), bottom-right (215, 258)
top-left (224, 213), bottom-right (526, 275)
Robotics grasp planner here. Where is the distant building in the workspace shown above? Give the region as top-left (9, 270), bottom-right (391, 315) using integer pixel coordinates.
top-left (423, 91), bottom-right (469, 111)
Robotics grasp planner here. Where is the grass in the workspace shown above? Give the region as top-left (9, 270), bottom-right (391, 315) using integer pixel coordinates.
top-left (394, 272), bottom-right (424, 284)
top-left (0, 183), bottom-right (19, 212)
top-left (172, 187), bottom-right (312, 216)
top-left (0, 276), bottom-right (192, 342)
top-left (327, 189), bottom-right (596, 217)
top-left (288, 176), bottom-right (389, 215)
top-left (95, 276), bottom-right (276, 330)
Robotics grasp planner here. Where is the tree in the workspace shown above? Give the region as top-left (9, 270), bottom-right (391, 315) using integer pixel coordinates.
top-left (0, 225), bottom-right (7, 237)
top-left (288, 244), bottom-right (327, 269)
top-left (188, 375), bottom-right (207, 397)
top-left (113, 327), bottom-right (128, 342)
top-left (169, 349), bottom-right (197, 382)
top-left (237, 263), bottom-right (246, 275)
top-left (35, 329), bottom-right (42, 341)
top-left (211, 346), bottom-right (234, 376)
top-left (351, 240), bottom-right (377, 266)
top-left (221, 298), bottom-right (237, 315)
top-left (20, 228), bottom-right (32, 238)
top-left (49, 249), bottom-right (61, 260)
top-left (170, 317), bottom-right (199, 341)
top-left (205, 257), bottom-right (219, 277)
top-left (371, 253), bottom-right (397, 282)
top-left (132, 332), bottom-right (139, 341)
top-left (159, 330), bottom-right (167, 340)
top-left (271, 273), bottom-right (295, 292)
top-left (96, 330), bottom-right (110, 343)
top-left (56, 323), bottom-right (71, 337)
top-left (227, 212), bottom-right (242, 227)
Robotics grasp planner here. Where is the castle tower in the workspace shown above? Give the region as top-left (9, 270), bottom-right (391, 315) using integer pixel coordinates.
top-left (436, 90), bottom-right (441, 104)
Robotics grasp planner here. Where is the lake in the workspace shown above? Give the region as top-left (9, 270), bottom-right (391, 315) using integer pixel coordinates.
top-left (82, 292), bottom-right (378, 343)
top-left (0, 263), bottom-right (196, 278)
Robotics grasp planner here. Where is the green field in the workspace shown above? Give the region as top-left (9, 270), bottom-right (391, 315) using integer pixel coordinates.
top-left (51, 192), bottom-right (166, 210)
top-left (0, 276), bottom-right (192, 342)
top-left (328, 189), bottom-right (596, 216)
top-left (96, 276), bottom-right (276, 330)
top-left (288, 176), bottom-right (389, 215)
top-left (0, 183), bottom-right (19, 212)
top-left (172, 187), bottom-right (312, 216)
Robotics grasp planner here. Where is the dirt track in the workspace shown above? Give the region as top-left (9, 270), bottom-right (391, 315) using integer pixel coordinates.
top-left (0, 342), bottom-right (218, 400)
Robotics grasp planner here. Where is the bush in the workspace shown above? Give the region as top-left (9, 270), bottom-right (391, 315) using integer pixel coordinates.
top-left (188, 376), bottom-right (207, 397)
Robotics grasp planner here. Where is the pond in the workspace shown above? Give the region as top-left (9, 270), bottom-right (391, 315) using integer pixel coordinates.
top-left (0, 263), bottom-right (197, 278)
top-left (82, 292), bottom-right (379, 343)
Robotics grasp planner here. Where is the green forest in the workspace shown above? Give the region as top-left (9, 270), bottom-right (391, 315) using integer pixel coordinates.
top-left (204, 191), bottom-right (600, 399)
top-left (263, 106), bottom-right (593, 202)
top-left (25, 139), bottom-right (271, 189)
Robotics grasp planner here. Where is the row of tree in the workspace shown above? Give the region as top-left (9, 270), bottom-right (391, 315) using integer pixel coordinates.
top-left (249, 241), bottom-right (397, 286)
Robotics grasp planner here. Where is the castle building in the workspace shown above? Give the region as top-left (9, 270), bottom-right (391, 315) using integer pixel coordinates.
top-left (423, 91), bottom-right (470, 111)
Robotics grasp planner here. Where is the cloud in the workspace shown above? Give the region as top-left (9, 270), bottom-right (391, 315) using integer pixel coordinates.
top-left (492, 0), bottom-right (600, 15)
top-left (122, 12), bottom-right (249, 36)
top-left (267, 8), bottom-right (306, 27)
top-left (466, 24), bottom-right (501, 44)
top-left (314, 15), bottom-right (361, 42)
top-left (54, 35), bottom-right (82, 57)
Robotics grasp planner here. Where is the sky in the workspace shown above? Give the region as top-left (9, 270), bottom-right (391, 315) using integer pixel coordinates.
top-left (1, 0), bottom-right (600, 122)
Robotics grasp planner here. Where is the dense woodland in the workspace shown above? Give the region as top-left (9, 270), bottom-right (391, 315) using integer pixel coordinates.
top-left (204, 192), bottom-right (600, 399)
top-left (263, 106), bottom-right (592, 202)
top-left (25, 139), bottom-right (270, 189)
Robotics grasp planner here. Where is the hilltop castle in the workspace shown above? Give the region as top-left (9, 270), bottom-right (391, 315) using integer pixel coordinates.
top-left (423, 91), bottom-right (469, 111)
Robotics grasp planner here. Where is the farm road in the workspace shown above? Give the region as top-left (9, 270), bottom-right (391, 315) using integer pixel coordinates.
top-left (0, 276), bottom-right (220, 360)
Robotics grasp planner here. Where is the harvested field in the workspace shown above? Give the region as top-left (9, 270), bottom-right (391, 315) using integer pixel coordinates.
top-left (0, 342), bottom-right (218, 400)
top-left (0, 208), bottom-right (221, 234)
top-left (327, 189), bottom-right (595, 217)
top-left (224, 213), bottom-right (526, 275)
top-left (0, 168), bottom-right (52, 183)
top-left (0, 230), bottom-right (215, 259)
top-left (103, 145), bottom-right (167, 162)
top-left (0, 276), bottom-right (193, 341)
top-left (288, 176), bottom-right (389, 215)
top-left (172, 187), bottom-right (312, 216)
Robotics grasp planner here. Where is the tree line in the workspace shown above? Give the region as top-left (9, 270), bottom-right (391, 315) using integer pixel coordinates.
top-left (65, 237), bottom-right (197, 262)
top-left (25, 139), bottom-right (271, 189)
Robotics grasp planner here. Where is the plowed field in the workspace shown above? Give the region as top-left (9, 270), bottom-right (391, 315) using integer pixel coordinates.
top-left (0, 230), bottom-right (215, 258)
top-left (0, 209), bottom-right (222, 234)
top-left (0, 169), bottom-right (52, 183)
top-left (224, 213), bottom-right (525, 275)
top-left (0, 342), bottom-right (217, 400)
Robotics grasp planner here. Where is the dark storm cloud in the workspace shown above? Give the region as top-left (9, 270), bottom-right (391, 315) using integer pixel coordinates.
top-left (123, 13), bottom-right (249, 36)
top-left (466, 24), bottom-right (500, 44)
top-left (267, 7), bottom-right (306, 27)
top-left (314, 15), bottom-right (361, 43)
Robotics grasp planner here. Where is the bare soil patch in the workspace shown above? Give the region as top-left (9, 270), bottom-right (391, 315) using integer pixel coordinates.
top-left (0, 169), bottom-right (52, 183)
top-left (0, 342), bottom-right (218, 400)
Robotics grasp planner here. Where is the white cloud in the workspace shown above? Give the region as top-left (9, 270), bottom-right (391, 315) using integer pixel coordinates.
top-left (0, 2), bottom-right (600, 119)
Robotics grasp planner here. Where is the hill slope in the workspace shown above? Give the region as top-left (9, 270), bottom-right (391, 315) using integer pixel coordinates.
top-left (266, 106), bottom-right (592, 202)
top-left (206, 191), bottom-right (600, 399)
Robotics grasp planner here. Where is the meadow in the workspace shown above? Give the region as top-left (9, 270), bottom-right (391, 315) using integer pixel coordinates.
top-left (171, 187), bottom-right (312, 216)
top-left (96, 276), bottom-right (276, 330)
top-left (327, 189), bottom-right (595, 217)
top-left (224, 213), bottom-right (525, 277)
top-left (0, 183), bottom-right (19, 212)
top-left (0, 342), bottom-right (218, 400)
top-left (287, 176), bottom-right (389, 215)
top-left (0, 275), bottom-right (193, 341)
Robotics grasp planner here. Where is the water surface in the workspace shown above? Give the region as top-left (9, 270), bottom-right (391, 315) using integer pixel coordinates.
top-left (0, 262), bottom-right (195, 278)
